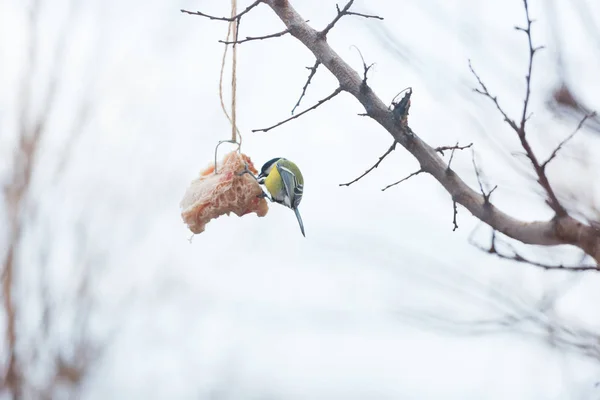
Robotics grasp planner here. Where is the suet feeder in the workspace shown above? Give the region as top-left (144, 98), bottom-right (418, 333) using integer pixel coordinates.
top-left (180, 151), bottom-right (269, 234)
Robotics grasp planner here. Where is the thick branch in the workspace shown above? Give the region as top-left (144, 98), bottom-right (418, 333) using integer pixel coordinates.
top-left (264, 0), bottom-right (600, 265)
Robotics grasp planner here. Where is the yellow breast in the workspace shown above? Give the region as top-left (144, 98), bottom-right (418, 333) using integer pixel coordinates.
top-left (264, 165), bottom-right (283, 197)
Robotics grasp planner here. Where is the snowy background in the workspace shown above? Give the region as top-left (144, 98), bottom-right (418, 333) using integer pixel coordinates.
top-left (1, 0), bottom-right (600, 398)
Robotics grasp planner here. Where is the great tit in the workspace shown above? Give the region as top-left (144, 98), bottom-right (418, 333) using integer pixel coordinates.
top-left (257, 157), bottom-right (305, 237)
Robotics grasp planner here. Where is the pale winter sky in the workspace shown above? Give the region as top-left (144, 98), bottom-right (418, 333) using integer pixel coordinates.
top-left (1, 0), bottom-right (600, 398)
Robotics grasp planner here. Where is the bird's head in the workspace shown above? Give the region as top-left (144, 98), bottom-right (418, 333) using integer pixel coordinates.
top-left (258, 157), bottom-right (283, 179)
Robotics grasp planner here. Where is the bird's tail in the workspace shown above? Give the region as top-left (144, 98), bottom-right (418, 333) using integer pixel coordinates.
top-left (293, 207), bottom-right (305, 237)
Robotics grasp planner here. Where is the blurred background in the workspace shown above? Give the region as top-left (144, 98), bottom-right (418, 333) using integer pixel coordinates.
top-left (1, 0), bottom-right (599, 398)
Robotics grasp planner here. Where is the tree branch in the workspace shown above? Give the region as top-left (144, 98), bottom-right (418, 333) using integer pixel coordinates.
top-left (253, 87), bottom-right (342, 132)
top-left (515, 0), bottom-right (544, 133)
top-left (469, 58), bottom-right (565, 216)
top-left (452, 201), bottom-right (459, 231)
top-left (292, 60), bottom-right (320, 115)
top-left (474, 230), bottom-right (600, 272)
top-left (263, 0), bottom-right (600, 265)
top-left (471, 150), bottom-right (497, 205)
top-left (435, 143), bottom-right (473, 156)
top-left (181, 1), bottom-right (263, 22)
top-left (319, 0), bottom-right (383, 38)
top-left (381, 169), bottom-right (424, 192)
top-left (541, 111), bottom-right (596, 169)
top-left (340, 141), bottom-right (396, 186)
top-left (219, 28), bottom-right (290, 44)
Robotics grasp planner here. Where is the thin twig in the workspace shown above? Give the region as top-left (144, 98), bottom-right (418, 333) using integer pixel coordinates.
top-left (515, 0), bottom-right (544, 133)
top-left (435, 142), bottom-right (473, 156)
top-left (340, 141), bottom-right (397, 186)
top-left (292, 60), bottom-right (320, 115)
top-left (253, 87), bottom-right (342, 132)
top-left (446, 142), bottom-right (459, 171)
top-left (345, 11), bottom-right (384, 20)
top-left (351, 46), bottom-right (374, 91)
top-left (470, 52), bottom-right (565, 216)
top-left (541, 111), bottom-right (596, 169)
top-left (381, 169), bottom-right (424, 191)
top-left (321, 0), bottom-right (354, 37)
top-left (475, 231), bottom-right (599, 271)
top-left (319, 0), bottom-right (383, 37)
top-left (181, 0), bottom-right (263, 22)
top-left (469, 60), bottom-right (517, 130)
top-left (452, 201), bottom-right (459, 231)
top-left (219, 28), bottom-right (290, 44)
top-left (471, 149), bottom-right (498, 204)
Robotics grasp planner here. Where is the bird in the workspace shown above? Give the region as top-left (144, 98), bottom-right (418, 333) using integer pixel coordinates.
top-left (257, 157), bottom-right (305, 237)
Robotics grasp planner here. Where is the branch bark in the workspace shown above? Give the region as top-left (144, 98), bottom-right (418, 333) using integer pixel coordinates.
top-left (263, 0), bottom-right (600, 264)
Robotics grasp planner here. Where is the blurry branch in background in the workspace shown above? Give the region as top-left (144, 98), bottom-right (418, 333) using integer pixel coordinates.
top-left (1, 1), bottom-right (102, 398)
top-left (546, 0), bottom-right (600, 134)
top-left (182, 0), bottom-right (600, 267)
top-left (473, 231), bottom-right (600, 272)
top-left (396, 265), bottom-right (600, 361)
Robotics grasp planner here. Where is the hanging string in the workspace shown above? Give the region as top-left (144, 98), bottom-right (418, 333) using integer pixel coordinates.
top-left (230, 0), bottom-right (238, 142)
top-left (218, 0), bottom-right (241, 146)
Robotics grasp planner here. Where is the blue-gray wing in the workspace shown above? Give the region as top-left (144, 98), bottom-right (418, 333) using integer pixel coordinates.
top-left (277, 164), bottom-right (303, 209)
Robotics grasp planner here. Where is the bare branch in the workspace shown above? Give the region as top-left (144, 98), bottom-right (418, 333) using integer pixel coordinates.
top-left (351, 46), bottom-right (374, 90)
top-left (469, 56), bottom-right (566, 216)
top-left (549, 83), bottom-right (600, 134)
top-left (446, 142), bottom-right (460, 171)
top-left (345, 10), bottom-right (384, 21)
top-left (340, 141), bottom-right (397, 186)
top-left (292, 60), bottom-right (320, 115)
top-left (319, 0), bottom-right (383, 38)
top-left (219, 28), bottom-right (290, 44)
top-left (541, 111), bottom-right (596, 169)
top-left (264, 0), bottom-right (600, 264)
top-left (515, 0), bottom-right (545, 133)
top-left (435, 142), bottom-right (473, 157)
top-left (381, 169), bottom-right (424, 192)
top-left (471, 150), bottom-right (497, 205)
top-left (475, 231), bottom-right (600, 272)
top-left (452, 201), bottom-right (459, 231)
top-left (253, 87), bottom-right (342, 132)
top-left (181, 1), bottom-right (263, 22)
top-left (469, 60), bottom-right (518, 130)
